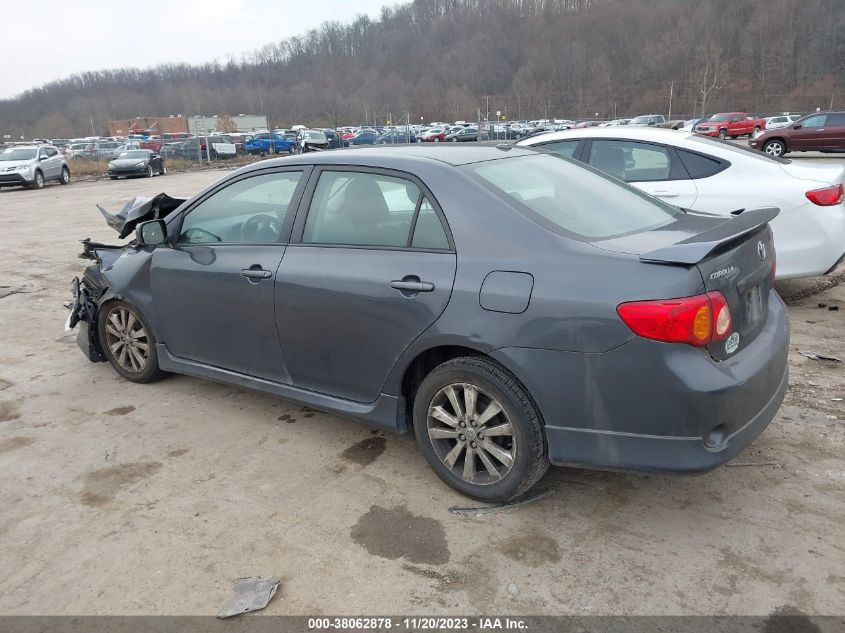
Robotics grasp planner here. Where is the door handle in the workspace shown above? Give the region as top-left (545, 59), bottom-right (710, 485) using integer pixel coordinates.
top-left (390, 279), bottom-right (435, 293)
top-left (653, 191), bottom-right (679, 198)
top-left (240, 268), bottom-right (272, 280)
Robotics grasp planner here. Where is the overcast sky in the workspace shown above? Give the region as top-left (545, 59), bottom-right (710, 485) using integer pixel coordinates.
top-left (0, 0), bottom-right (391, 99)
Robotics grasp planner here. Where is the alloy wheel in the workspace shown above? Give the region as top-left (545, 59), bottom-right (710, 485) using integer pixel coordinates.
top-left (426, 383), bottom-right (516, 485)
top-left (765, 142), bottom-right (784, 157)
top-left (103, 306), bottom-right (149, 373)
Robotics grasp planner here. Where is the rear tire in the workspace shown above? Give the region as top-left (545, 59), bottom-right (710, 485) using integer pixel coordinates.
top-left (412, 356), bottom-right (548, 502)
top-left (145, 164), bottom-right (153, 178)
top-left (59, 166), bottom-right (70, 185)
top-left (159, 165), bottom-right (167, 176)
top-left (98, 300), bottom-right (166, 384)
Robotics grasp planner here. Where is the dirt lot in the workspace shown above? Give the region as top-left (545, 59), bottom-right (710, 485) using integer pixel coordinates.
top-left (0, 165), bottom-right (843, 617)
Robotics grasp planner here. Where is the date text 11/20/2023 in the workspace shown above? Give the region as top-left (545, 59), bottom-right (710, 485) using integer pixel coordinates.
top-left (307, 617), bottom-right (528, 630)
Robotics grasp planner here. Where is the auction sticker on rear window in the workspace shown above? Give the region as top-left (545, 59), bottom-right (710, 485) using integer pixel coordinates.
top-left (725, 332), bottom-right (740, 355)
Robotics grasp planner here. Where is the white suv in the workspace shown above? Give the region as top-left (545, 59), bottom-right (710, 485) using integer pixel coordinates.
top-left (0, 144), bottom-right (71, 189)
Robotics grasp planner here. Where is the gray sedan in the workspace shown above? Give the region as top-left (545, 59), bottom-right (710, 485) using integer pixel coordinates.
top-left (67, 145), bottom-right (789, 501)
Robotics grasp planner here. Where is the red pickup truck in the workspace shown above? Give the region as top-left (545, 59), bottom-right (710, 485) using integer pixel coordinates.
top-left (694, 112), bottom-right (766, 139)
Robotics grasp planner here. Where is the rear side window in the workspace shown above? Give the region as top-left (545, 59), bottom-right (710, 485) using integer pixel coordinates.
top-left (465, 154), bottom-right (680, 241)
top-left (677, 149), bottom-right (726, 179)
top-left (589, 140), bottom-right (671, 182)
top-left (535, 140), bottom-right (580, 159)
top-left (827, 113), bottom-right (845, 126)
top-left (303, 171), bottom-right (420, 247)
top-left (411, 199), bottom-right (449, 249)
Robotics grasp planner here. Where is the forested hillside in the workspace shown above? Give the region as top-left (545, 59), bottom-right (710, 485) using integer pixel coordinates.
top-left (1, 0), bottom-right (843, 137)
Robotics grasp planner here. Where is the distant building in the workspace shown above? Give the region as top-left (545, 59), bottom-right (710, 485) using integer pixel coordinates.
top-left (187, 114), bottom-right (269, 134)
top-left (109, 116), bottom-right (188, 136)
top-left (109, 114), bottom-right (269, 137)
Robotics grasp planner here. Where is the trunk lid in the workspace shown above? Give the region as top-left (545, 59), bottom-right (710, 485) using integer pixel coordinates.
top-left (594, 208), bottom-right (778, 360)
top-left (778, 161), bottom-right (845, 187)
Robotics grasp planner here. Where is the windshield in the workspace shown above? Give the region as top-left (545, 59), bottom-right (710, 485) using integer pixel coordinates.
top-left (464, 154), bottom-right (681, 240)
top-left (117, 151), bottom-right (150, 159)
top-left (304, 131), bottom-right (327, 141)
top-left (688, 134), bottom-right (791, 164)
top-left (629, 116), bottom-right (651, 124)
top-left (708, 114), bottom-right (730, 122)
top-left (0, 148), bottom-right (37, 161)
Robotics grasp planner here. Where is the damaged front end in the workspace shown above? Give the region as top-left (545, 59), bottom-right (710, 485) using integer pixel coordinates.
top-left (66, 193), bottom-right (185, 362)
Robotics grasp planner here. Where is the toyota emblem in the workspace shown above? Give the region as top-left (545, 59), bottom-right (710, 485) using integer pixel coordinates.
top-left (757, 241), bottom-right (767, 260)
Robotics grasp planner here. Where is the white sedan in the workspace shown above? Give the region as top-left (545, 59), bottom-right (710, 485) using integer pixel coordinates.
top-left (517, 127), bottom-right (845, 279)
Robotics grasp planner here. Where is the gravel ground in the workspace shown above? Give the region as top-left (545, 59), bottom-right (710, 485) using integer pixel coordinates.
top-left (0, 165), bottom-right (842, 617)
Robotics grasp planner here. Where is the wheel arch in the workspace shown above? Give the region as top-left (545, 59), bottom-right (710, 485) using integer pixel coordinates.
top-left (395, 343), bottom-right (533, 432)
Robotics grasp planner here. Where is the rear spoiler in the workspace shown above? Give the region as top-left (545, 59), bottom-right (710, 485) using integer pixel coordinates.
top-left (640, 207), bottom-right (779, 265)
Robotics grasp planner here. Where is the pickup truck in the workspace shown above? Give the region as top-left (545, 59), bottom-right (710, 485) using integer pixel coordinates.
top-left (694, 113), bottom-right (766, 139)
top-left (244, 132), bottom-right (298, 155)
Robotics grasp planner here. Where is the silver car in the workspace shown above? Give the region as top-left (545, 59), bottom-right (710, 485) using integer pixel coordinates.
top-left (0, 144), bottom-right (71, 189)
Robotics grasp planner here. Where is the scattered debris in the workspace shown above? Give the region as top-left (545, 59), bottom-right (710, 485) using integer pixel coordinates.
top-left (449, 487), bottom-right (554, 516)
top-left (827, 415), bottom-right (839, 420)
top-left (818, 302), bottom-right (827, 308)
top-left (507, 582), bottom-right (520, 596)
top-left (0, 283), bottom-right (45, 299)
top-left (799, 351), bottom-right (841, 362)
top-left (829, 305), bottom-right (840, 311)
top-left (217, 576), bottom-right (280, 618)
top-left (832, 398), bottom-right (843, 402)
top-left (726, 461), bottom-right (779, 468)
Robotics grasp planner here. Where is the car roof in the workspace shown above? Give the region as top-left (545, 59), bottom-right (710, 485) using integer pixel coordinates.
top-left (239, 144), bottom-right (537, 171)
top-left (518, 126), bottom-right (694, 145)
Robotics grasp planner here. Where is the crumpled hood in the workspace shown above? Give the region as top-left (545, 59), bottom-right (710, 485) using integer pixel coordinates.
top-left (97, 193), bottom-right (185, 239)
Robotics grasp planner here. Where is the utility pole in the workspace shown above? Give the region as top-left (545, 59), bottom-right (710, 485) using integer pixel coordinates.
top-left (668, 81), bottom-right (674, 120)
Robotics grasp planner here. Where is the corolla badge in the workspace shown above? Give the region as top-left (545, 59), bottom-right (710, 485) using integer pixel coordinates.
top-left (725, 332), bottom-right (740, 355)
top-left (757, 241), bottom-right (767, 260)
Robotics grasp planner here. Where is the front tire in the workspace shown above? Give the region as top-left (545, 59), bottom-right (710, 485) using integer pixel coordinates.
top-left (59, 166), bottom-right (70, 185)
top-left (412, 357), bottom-right (548, 502)
top-left (31, 170), bottom-right (45, 189)
top-left (763, 139), bottom-right (786, 157)
top-left (98, 300), bottom-right (166, 383)
top-left (718, 128), bottom-right (727, 140)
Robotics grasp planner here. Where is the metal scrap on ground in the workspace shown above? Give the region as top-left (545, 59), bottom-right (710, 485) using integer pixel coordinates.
top-left (799, 351), bottom-right (842, 362)
top-left (217, 576), bottom-right (280, 618)
top-left (448, 487), bottom-right (554, 516)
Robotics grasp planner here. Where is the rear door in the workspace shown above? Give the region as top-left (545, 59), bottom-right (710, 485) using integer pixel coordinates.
top-left (586, 139), bottom-right (698, 207)
top-left (275, 167), bottom-right (456, 402)
top-left (826, 113), bottom-right (845, 149)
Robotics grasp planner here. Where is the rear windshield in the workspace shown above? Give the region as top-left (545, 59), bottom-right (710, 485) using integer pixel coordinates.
top-left (463, 154), bottom-right (681, 240)
top-left (688, 134), bottom-right (791, 164)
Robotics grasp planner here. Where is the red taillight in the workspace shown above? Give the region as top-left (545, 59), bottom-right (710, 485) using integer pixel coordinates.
top-left (805, 184), bottom-right (844, 206)
top-left (617, 291), bottom-right (732, 347)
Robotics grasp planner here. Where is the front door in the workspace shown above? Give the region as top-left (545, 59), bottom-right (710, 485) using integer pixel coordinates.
top-left (791, 114), bottom-right (829, 150)
top-left (586, 139), bottom-right (698, 208)
top-left (275, 168), bottom-right (456, 403)
top-left (150, 168), bottom-right (308, 381)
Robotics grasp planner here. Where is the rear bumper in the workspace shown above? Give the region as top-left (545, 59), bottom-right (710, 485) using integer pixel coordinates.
top-left (771, 201), bottom-right (845, 279)
top-left (491, 292), bottom-right (790, 473)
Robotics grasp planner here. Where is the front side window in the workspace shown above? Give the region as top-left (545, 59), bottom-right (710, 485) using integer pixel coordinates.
top-left (589, 140), bottom-right (671, 182)
top-left (178, 171), bottom-right (302, 244)
top-left (801, 115), bottom-right (827, 128)
top-left (464, 154), bottom-right (681, 241)
top-left (303, 171), bottom-right (421, 247)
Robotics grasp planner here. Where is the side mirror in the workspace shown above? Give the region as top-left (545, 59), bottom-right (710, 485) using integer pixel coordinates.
top-left (793, 124), bottom-right (802, 129)
top-left (136, 219), bottom-right (167, 247)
